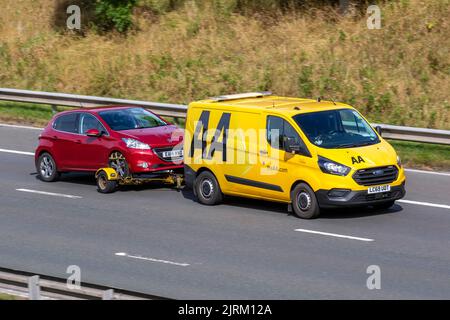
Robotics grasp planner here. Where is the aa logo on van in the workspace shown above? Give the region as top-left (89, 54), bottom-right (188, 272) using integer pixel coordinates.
top-left (351, 156), bottom-right (365, 164)
top-left (189, 111), bottom-right (231, 161)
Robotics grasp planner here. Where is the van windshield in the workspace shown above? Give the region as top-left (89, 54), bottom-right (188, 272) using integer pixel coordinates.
top-left (292, 108), bottom-right (380, 149)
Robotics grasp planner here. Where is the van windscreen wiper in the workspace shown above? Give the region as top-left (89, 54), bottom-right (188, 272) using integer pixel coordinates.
top-left (335, 141), bottom-right (376, 148)
top-left (335, 143), bottom-right (358, 148)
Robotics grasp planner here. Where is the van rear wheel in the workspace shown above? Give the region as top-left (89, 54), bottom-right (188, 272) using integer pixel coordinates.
top-left (291, 183), bottom-right (320, 219)
top-left (195, 171), bottom-right (223, 205)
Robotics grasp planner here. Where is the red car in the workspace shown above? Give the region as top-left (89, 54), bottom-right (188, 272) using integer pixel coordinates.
top-left (35, 106), bottom-right (184, 190)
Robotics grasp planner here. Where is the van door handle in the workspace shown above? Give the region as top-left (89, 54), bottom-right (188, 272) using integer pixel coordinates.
top-left (259, 150), bottom-right (268, 155)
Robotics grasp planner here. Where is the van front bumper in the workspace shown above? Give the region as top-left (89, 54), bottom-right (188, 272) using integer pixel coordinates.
top-left (315, 182), bottom-right (406, 208)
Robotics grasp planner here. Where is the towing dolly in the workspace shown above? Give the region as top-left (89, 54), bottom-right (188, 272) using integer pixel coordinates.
top-left (95, 167), bottom-right (184, 194)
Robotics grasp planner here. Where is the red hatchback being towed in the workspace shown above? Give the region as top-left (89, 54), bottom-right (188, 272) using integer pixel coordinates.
top-left (35, 106), bottom-right (184, 188)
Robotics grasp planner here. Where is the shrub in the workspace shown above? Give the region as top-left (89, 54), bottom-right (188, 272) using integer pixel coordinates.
top-left (94, 0), bottom-right (138, 33)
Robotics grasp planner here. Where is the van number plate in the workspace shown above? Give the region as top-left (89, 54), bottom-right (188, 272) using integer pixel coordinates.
top-left (367, 185), bottom-right (391, 194)
top-left (162, 150), bottom-right (183, 158)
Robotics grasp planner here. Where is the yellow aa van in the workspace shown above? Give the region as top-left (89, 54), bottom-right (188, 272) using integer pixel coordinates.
top-left (183, 92), bottom-right (406, 219)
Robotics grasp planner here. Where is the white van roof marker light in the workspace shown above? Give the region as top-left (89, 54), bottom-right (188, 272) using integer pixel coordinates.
top-left (211, 91), bottom-right (272, 102)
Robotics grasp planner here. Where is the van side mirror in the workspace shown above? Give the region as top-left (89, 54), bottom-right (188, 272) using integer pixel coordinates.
top-left (284, 136), bottom-right (303, 153)
top-left (284, 136), bottom-right (312, 157)
top-left (285, 137), bottom-right (300, 152)
top-left (375, 125), bottom-right (382, 136)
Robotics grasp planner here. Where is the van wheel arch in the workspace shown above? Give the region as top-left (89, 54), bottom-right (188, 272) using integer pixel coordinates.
top-left (290, 180), bottom-right (315, 193)
top-left (196, 167), bottom-right (215, 177)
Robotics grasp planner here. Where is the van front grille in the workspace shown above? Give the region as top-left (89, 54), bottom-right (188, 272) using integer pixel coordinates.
top-left (352, 165), bottom-right (398, 186)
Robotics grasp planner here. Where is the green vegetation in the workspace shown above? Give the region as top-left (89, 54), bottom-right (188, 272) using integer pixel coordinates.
top-left (0, 0), bottom-right (448, 129)
top-left (0, 102), bottom-right (69, 127)
top-left (389, 140), bottom-right (450, 171)
top-left (0, 293), bottom-right (17, 300)
top-left (95, 0), bottom-right (138, 33)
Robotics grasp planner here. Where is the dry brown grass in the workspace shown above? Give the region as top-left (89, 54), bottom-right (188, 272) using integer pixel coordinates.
top-left (0, 0), bottom-right (449, 128)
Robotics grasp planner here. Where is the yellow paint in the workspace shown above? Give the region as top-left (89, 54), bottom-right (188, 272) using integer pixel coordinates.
top-left (95, 167), bottom-right (119, 181)
top-left (184, 94), bottom-right (406, 203)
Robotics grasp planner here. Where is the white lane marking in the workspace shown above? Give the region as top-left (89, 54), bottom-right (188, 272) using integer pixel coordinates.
top-left (398, 199), bottom-right (450, 210)
top-left (115, 252), bottom-right (190, 267)
top-left (16, 188), bottom-right (82, 199)
top-left (405, 168), bottom-right (450, 177)
top-left (294, 228), bottom-right (374, 242)
top-left (0, 148), bottom-right (34, 156)
top-left (0, 123), bottom-right (43, 130)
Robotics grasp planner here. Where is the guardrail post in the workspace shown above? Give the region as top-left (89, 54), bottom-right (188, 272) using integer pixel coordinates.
top-left (102, 289), bottom-right (114, 300)
top-left (28, 275), bottom-right (41, 300)
top-left (51, 105), bottom-right (58, 114)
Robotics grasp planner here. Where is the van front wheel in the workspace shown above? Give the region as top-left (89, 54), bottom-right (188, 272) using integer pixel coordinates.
top-left (195, 171), bottom-right (223, 205)
top-left (291, 183), bottom-right (320, 219)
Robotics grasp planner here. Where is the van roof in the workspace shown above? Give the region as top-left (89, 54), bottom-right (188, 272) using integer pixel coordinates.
top-left (191, 94), bottom-right (354, 116)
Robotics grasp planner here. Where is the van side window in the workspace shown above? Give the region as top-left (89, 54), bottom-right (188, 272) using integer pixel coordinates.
top-left (53, 113), bottom-right (80, 134)
top-left (267, 116), bottom-right (284, 149)
top-left (267, 115), bottom-right (309, 156)
top-left (284, 121), bottom-right (305, 149)
top-left (79, 113), bottom-right (107, 135)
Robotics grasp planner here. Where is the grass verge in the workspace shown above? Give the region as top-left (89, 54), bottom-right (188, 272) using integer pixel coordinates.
top-left (0, 101), bottom-right (59, 127)
top-left (0, 293), bottom-right (17, 300)
top-left (389, 140), bottom-right (450, 171)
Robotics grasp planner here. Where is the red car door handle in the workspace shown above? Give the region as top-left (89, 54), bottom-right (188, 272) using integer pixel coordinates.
top-left (76, 140), bottom-right (82, 144)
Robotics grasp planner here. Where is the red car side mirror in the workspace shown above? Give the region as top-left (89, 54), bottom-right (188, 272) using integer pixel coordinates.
top-left (86, 128), bottom-right (101, 137)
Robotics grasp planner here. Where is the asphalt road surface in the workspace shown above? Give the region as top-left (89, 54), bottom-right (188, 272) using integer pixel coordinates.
top-left (0, 123), bottom-right (449, 299)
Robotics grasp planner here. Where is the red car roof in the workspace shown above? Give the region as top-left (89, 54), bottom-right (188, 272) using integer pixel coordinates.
top-left (56, 105), bottom-right (144, 115)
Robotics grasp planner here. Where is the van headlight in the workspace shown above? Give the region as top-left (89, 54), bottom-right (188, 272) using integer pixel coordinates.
top-left (318, 156), bottom-right (350, 176)
top-left (122, 138), bottom-right (151, 150)
top-left (397, 155), bottom-right (402, 167)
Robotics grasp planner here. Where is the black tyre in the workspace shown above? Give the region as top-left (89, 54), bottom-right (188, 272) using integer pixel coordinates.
top-left (194, 171), bottom-right (223, 205)
top-left (372, 200), bottom-right (395, 210)
top-left (36, 152), bottom-right (60, 182)
top-left (96, 171), bottom-right (118, 194)
top-left (291, 183), bottom-right (320, 219)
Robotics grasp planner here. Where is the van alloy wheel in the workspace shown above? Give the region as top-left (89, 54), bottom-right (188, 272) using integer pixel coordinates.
top-left (297, 192), bottom-right (312, 211)
top-left (200, 179), bottom-right (214, 199)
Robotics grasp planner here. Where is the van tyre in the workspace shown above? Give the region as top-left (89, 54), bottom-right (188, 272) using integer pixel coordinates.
top-left (291, 183), bottom-right (320, 219)
top-left (36, 152), bottom-right (60, 182)
top-left (96, 171), bottom-right (118, 194)
top-left (195, 171), bottom-right (223, 205)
